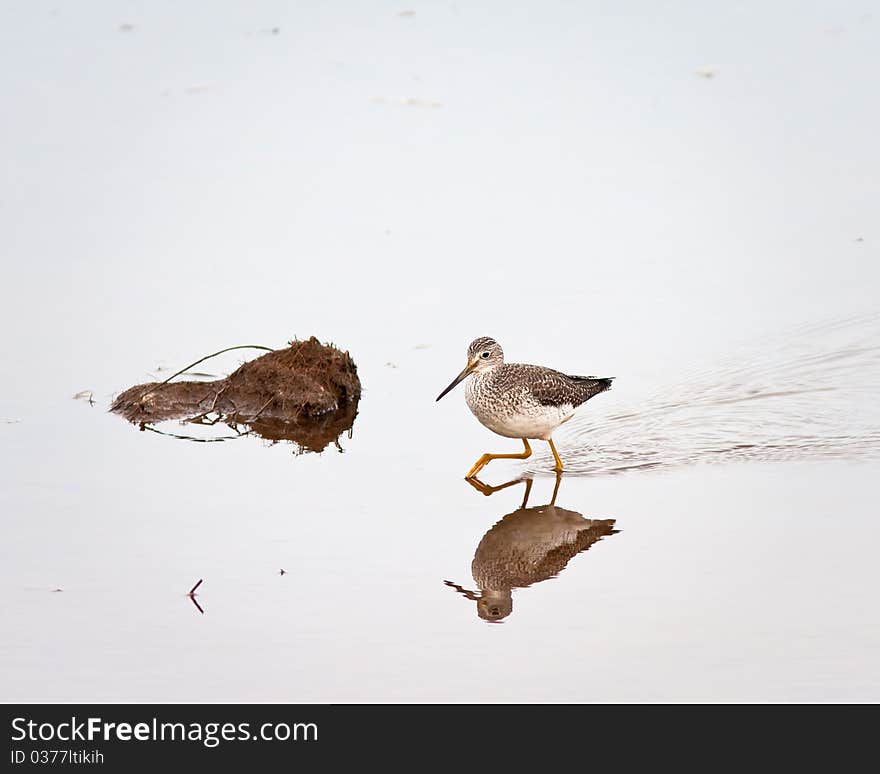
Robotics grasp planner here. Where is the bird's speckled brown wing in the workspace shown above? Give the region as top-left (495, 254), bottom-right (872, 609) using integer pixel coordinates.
top-left (523, 366), bottom-right (613, 408)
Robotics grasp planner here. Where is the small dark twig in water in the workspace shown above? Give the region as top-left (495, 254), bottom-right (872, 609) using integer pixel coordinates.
top-left (137, 345), bottom-right (275, 402)
top-left (140, 424), bottom-right (244, 442)
top-left (73, 390), bottom-right (95, 406)
top-left (188, 579), bottom-right (205, 614)
top-left (186, 386), bottom-right (230, 424)
top-left (246, 393), bottom-right (277, 422)
top-left (185, 414), bottom-right (225, 426)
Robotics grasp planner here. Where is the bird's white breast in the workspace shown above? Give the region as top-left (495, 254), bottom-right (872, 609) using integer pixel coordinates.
top-left (465, 372), bottom-right (575, 440)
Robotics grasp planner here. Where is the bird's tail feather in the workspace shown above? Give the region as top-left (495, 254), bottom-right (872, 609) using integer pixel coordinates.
top-left (570, 375), bottom-right (614, 400)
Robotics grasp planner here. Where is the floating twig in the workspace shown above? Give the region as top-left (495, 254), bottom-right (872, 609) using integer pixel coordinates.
top-left (141, 425), bottom-right (245, 443)
top-left (246, 393), bottom-right (277, 422)
top-left (73, 390), bottom-right (95, 405)
top-left (137, 345), bottom-right (275, 402)
top-left (187, 579), bottom-right (204, 614)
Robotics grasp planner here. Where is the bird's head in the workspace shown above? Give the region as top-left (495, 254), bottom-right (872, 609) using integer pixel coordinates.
top-left (436, 337), bottom-right (504, 401)
top-left (477, 589), bottom-right (513, 622)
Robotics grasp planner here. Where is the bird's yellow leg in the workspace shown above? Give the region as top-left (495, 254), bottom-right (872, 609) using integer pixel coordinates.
top-left (466, 475), bottom-right (533, 501)
top-left (547, 438), bottom-right (564, 473)
top-left (519, 477), bottom-right (534, 509)
top-left (465, 439), bottom-right (532, 479)
top-left (549, 470), bottom-right (563, 506)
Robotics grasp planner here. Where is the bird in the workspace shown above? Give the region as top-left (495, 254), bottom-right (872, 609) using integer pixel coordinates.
top-left (436, 337), bottom-right (613, 477)
top-left (444, 475), bottom-right (618, 622)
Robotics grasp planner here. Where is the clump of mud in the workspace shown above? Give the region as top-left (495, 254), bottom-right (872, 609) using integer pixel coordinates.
top-left (110, 337), bottom-right (361, 452)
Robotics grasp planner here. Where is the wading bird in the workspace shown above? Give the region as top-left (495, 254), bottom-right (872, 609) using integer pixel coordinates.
top-left (436, 337), bottom-right (613, 477)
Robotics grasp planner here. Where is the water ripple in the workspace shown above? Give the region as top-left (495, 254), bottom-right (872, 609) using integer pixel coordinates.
top-left (536, 312), bottom-right (880, 476)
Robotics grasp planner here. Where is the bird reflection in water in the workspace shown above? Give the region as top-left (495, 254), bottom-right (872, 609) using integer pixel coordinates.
top-left (445, 473), bottom-right (618, 623)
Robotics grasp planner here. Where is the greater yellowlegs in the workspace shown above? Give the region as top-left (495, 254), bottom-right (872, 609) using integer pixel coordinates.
top-left (436, 337), bottom-right (613, 477)
top-left (444, 475), bottom-right (618, 621)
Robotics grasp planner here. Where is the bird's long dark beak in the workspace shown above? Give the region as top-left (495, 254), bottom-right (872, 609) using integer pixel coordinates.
top-left (436, 361), bottom-right (476, 401)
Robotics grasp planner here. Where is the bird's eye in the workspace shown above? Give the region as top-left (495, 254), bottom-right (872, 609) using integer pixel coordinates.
top-left (481, 351), bottom-right (490, 359)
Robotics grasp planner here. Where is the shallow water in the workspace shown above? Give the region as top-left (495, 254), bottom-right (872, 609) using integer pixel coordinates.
top-left (2, 1), bottom-right (880, 702)
top-left (3, 312), bottom-right (878, 702)
top-left (557, 313), bottom-right (880, 475)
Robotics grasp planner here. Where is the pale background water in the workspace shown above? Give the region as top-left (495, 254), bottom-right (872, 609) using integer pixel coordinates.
top-left (2, 1), bottom-right (879, 702)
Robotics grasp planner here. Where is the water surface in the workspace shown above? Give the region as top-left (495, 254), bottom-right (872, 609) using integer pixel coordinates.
top-left (2, 0), bottom-right (879, 702)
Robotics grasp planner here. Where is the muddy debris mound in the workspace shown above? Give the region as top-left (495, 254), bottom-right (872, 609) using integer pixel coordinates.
top-left (110, 337), bottom-right (361, 452)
